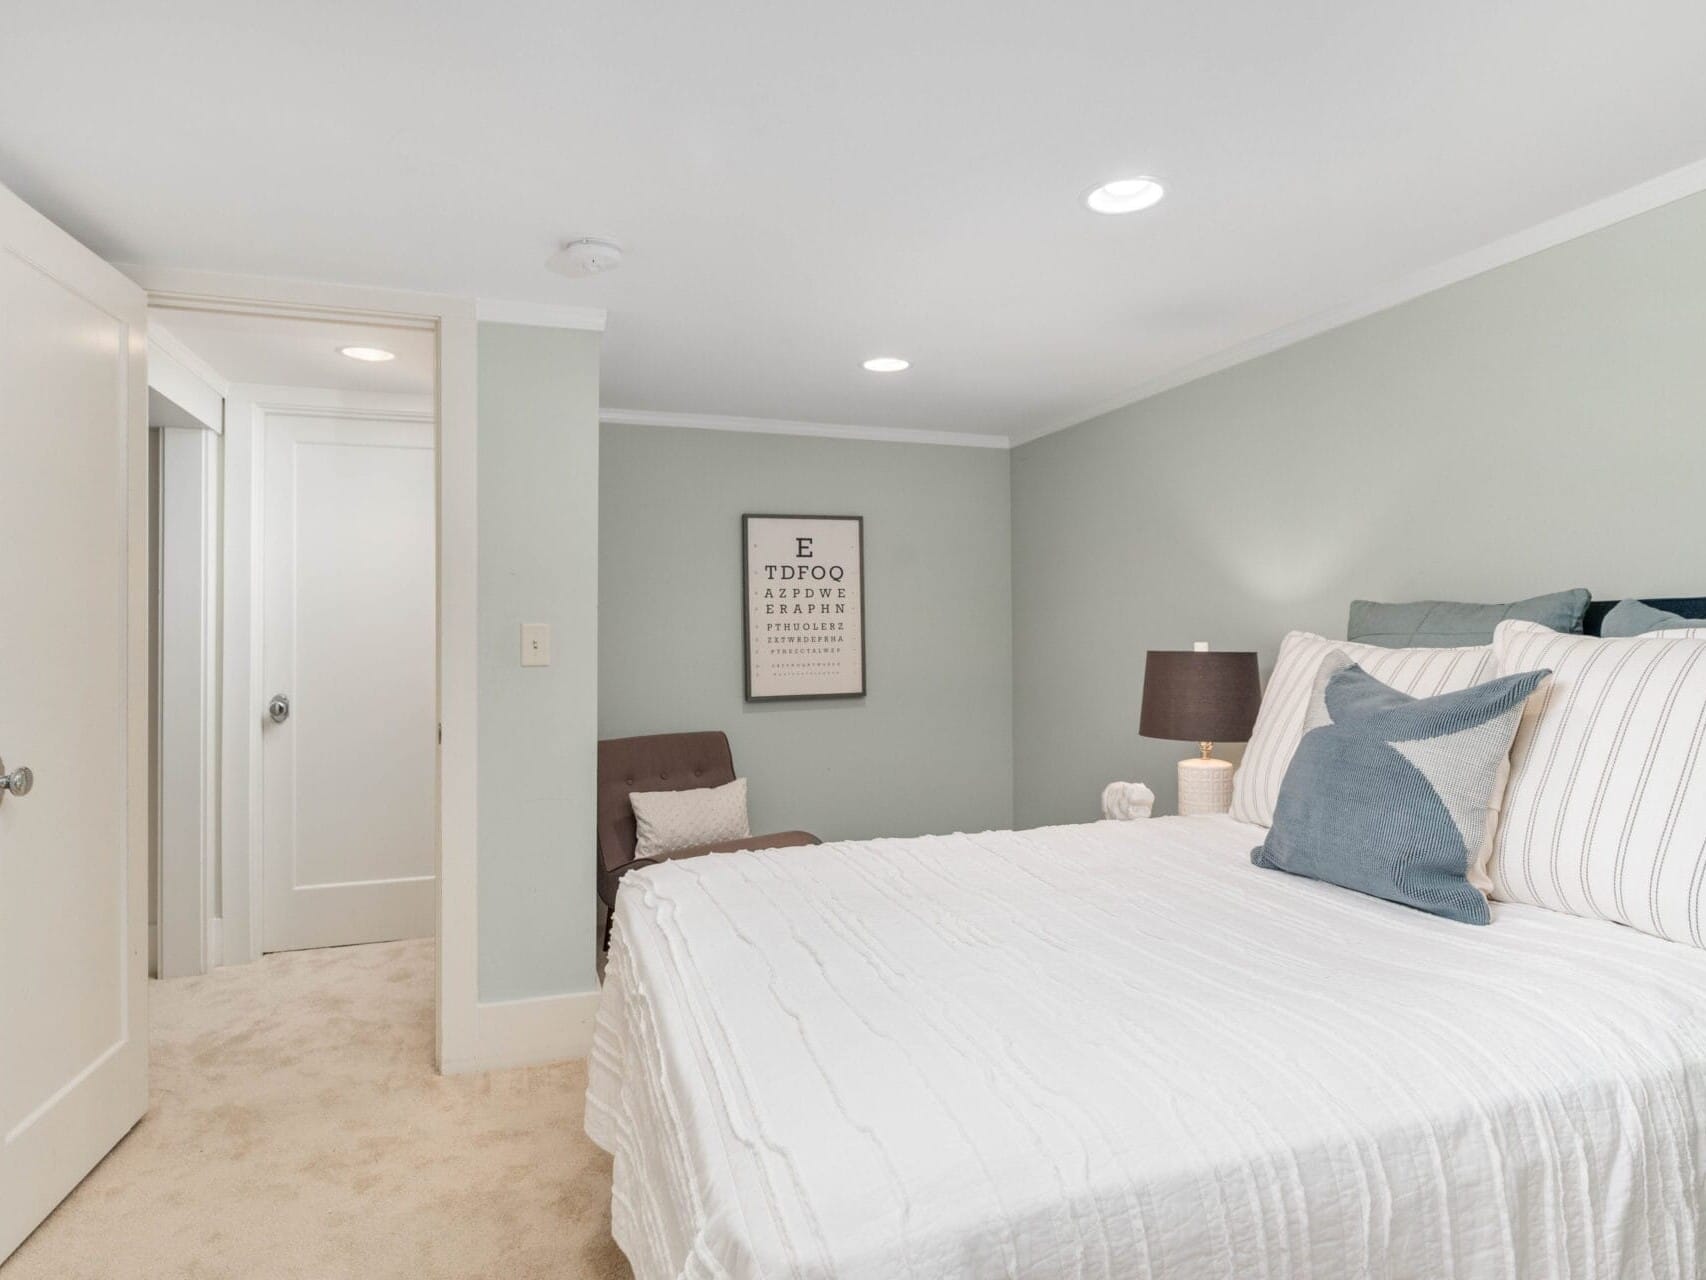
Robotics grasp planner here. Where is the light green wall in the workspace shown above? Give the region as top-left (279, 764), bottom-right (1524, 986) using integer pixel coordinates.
top-left (1012, 189), bottom-right (1706, 825)
top-left (600, 424), bottom-right (1013, 841)
top-left (487, 186), bottom-right (1706, 940)
top-left (477, 323), bottom-right (601, 1001)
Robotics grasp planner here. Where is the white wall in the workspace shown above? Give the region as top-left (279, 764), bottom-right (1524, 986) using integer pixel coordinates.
top-left (477, 323), bottom-right (603, 1002)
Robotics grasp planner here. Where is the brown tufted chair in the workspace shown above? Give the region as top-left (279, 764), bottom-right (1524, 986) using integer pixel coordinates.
top-left (597, 731), bottom-right (819, 949)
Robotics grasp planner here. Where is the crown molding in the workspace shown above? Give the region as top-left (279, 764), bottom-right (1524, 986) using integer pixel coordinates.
top-left (1012, 153), bottom-right (1706, 445)
top-left (600, 407), bottom-right (1010, 449)
top-left (475, 299), bottom-right (606, 331)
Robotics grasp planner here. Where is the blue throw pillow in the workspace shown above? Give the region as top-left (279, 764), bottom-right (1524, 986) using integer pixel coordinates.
top-left (1346, 589), bottom-right (1588, 647)
top-left (1251, 655), bottom-right (1549, 924)
top-left (1600, 599), bottom-right (1696, 637)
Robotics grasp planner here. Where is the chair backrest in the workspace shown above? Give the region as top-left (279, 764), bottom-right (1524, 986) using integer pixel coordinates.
top-left (596, 731), bottom-right (737, 873)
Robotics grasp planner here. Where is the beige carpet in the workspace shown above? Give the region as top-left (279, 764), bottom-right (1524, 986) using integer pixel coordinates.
top-left (2, 940), bottom-right (632, 1280)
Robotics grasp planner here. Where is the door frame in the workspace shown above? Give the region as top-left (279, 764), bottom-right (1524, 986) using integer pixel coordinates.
top-left (152, 422), bottom-right (220, 979)
top-left (245, 386), bottom-right (436, 953)
top-left (127, 267), bottom-right (480, 1072)
top-left (147, 320), bottom-right (226, 981)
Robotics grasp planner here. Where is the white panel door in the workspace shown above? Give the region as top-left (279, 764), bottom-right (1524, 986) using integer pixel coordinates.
top-left (0, 185), bottom-right (149, 1260)
top-left (262, 410), bottom-right (436, 951)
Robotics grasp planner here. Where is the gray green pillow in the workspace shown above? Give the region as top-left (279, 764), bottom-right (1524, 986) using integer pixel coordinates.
top-left (1600, 599), bottom-right (1695, 637)
top-left (1251, 654), bottom-right (1549, 924)
top-left (1347, 589), bottom-right (1588, 648)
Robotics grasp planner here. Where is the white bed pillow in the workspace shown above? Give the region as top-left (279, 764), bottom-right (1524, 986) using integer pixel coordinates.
top-left (630, 777), bottom-right (750, 859)
top-left (1489, 620), bottom-right (1706, 946)
top-left (1230, 631), bottom-right (1497, 830)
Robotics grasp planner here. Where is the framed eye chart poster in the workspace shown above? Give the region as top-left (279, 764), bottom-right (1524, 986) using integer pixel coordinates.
top-left (743, 514), bottom-right (866, 701)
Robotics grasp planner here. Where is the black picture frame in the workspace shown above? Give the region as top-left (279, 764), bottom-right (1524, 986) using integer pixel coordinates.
top-left (742, 513), bottom-right (866, 701)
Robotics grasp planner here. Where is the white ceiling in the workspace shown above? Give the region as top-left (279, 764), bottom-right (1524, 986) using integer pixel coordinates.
top-left (154, 310), bottom-right (436, 396)
top-left (6, 1), bottom-right (1706, 442)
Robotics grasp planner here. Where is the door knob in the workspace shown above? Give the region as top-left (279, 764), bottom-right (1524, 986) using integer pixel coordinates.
top-left (0, 756), bottom-right (33, 803)
top-left (268, 694), bottom-right (291, 724)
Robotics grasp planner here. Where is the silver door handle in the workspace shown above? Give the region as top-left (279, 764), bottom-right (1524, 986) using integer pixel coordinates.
top-left (0, 756), bottom-right (33, 803)
top-left (268, 694), bottom-right (291, 724)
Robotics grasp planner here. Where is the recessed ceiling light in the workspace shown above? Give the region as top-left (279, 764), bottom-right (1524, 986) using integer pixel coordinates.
top-left (862, 356), bottom-right (910, 373)
top-left (339, 345), bottom-right (395, 362)
top-left (1085, 176), bottom-right (1165, 215)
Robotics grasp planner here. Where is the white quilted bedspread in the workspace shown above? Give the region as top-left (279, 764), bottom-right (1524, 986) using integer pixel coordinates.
top-left (585, 815), bottom-right (1706, 1280)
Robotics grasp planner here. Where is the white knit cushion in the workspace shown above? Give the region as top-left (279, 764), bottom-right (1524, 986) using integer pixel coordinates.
top-left (1230, 631), bottom-right (1497, 830)
top-left (630, 777), bottom-right (750, 859)
top-left (1489, 620), bottom-right (1706, 946)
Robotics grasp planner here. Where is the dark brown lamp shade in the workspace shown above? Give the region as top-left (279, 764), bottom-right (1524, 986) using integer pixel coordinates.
top-left (1139, 650), bottom-right (1263, 743)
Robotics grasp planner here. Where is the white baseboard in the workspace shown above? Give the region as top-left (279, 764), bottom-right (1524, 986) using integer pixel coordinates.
top-left (439, 988), bottom-right (603, 1075)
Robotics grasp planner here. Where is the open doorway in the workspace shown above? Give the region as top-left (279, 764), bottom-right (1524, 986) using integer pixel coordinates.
top-left (146, 306), bottom-right (440, 999)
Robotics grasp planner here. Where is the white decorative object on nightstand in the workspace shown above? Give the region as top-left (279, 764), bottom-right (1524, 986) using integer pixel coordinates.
top-left (1101, 781), bottom-right (1156, 820)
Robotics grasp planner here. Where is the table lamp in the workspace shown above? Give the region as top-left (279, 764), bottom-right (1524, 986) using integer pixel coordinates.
top-left (1139, 642), bottom-right (1262, 816)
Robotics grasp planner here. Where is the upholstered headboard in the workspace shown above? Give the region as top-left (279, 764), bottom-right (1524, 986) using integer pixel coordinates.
top-left (1583, 597), bottom-right (1706, 636)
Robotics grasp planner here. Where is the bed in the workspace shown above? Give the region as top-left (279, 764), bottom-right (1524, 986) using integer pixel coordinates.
top-left (586, 813), bottom-right (1706, 1279)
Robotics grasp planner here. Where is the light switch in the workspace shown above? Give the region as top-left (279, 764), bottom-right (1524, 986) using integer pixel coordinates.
top-left (520, 622), bottom-right (552, 667)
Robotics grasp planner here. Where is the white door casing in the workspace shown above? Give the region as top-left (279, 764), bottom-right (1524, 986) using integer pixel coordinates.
top-left (0, 185), bottom-right (149, 1259)
top-left (148, 323), bottom-right (228, 981)
top-left (261, 405), bottom-right (436, 952)
top-left (153, 424), bottom-right (220, 979)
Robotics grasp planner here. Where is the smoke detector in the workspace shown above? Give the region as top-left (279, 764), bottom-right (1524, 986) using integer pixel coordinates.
top-left (547, 237), bottom-right (624, 278)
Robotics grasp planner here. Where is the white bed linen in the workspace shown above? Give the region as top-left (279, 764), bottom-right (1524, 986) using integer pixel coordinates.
top-left (586, 816), bottom-right (1706, 1280)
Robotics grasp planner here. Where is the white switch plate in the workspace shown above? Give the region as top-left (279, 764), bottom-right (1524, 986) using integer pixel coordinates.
top-left (520, 622), bottom-right (552, 667)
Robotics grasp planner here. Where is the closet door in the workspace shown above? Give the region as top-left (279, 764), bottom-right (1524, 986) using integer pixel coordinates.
top-left (260, 408), bottom-right (437, 952)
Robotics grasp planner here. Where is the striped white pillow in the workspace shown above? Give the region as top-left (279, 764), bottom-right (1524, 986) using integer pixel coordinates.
top-left (1230, 631), bottom-right (1497, 828)
top-left (1489, 620), bottom-right (1706, 946)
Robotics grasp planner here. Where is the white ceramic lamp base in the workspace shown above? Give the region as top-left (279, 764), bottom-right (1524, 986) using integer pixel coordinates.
top-left (1177, 755), bottom-right (1234, 816)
